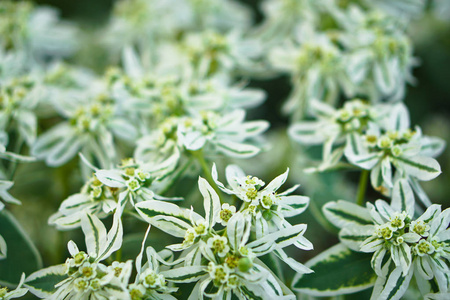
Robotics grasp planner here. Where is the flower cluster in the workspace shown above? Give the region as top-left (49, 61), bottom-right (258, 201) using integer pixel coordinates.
top-left (132, 170), bottom-right (312, 299)
top-left (27, 167), bottom-right (311, 299)
top-left (290, 99), bottom-right (445, 206)
top-left (0, 0), bottom-right (446, 300)
top-left (259, 0), bottom-right (419, 120)
top-left (324, 179), bottom-right (450, 299)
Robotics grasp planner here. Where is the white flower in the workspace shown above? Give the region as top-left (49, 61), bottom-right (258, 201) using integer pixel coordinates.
top-left (207, 235), bottom-right (230, 257)
top-left (94, 156), bottom-right (180, 210)
top-left (0, 75), bottom-right (41, 147)
top-left (135, 177), bottom-right (219, 253)
top-left (178, 109), bottom-right (269, 158)
top-left (130, 246), bottom-right (177, 300)
top-left (49, 174), bottom-right (117, 230)
top-left (323, 183), bottom-right (450, 299)
top-left (289, 98), bottom-right (387, 171)
top-left (329, 5), bottom-right (417, 102)
top-left (269, 25), bottom-right (353, 120)
top-left (30, 210), bottom-right (127, 300)
top-left (212, 164), bottom-right (311, 248)
top-left (218, 203), bottom-right (236, 226)
top-left (340, 102), bottom-right (443, 193)
top-left (31, 87), bottom-right (138, 167)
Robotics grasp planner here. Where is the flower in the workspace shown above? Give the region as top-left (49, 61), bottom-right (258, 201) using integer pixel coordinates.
top-left (0, 75), bottom-right (41, 147)
top-left (49, 174), bottom-right (117, 230)
top-left (269, 25), bottom-right (352, 120)
top-left (177, 109), bottom-right (269, 158)
top-left (28, 210), bottom-right (127, 299)
top-left (323, 180), bottom-right (450, 299)
top-left (212, 164), bottom-right (311, 243)
top-left (344, 103), bottom-right (444, 203)
top-left (94, 155), bottom-right (180, 210)
top-left (159, 211), bottom-right (308, 299)
top-left (129, 245), bottom-right (177, 300)
top-left (31, 86), bottom-right (138, 167)
top-left (289, 98), bottom-right (387, 171)
top-left (217, 203), bottom-right (236, 226)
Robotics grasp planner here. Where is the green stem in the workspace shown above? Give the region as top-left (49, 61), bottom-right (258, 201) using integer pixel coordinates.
top-left (356, 170), bottom-right (369, 206)
top-left (191, 150), bottom-right (221, 196)
top-left (158, 158), bottom-right (193, 196)
top-left (115, 247), bottom-right (122, 262)
top-left (8, 136), bottom-right (24, 180)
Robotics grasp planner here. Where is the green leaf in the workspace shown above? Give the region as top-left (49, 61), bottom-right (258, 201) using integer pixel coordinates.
top-left (24, 265), bottom-right (67, 298)
top-left (0, 210), bottom-right (42, 285)
top-left (292, 243), bottom-right (376, 296)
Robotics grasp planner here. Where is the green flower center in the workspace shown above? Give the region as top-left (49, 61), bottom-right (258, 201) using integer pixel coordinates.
top-left (74, 252), bottom-right (86, 265)
top-left (75, 279), bottom-right (88, 290)
top-left (81, 266), bottom-right (94, 278)
top-left (183, 230), bottom-right (196, 245)
top-left (246, 188), bottom-right (258, 200)
top-left (225, 255), bottom-right (239, 269)
top-left (130, 288), bottom-right (144, 300)
top-left (90, 279), bottom-right (101, 290)
top-left (377, 226), bottom-right (393, 239)
top-left (212, 266), bottom-right (228, 286)
top-left (212, 239), bottom-right (226, 253)
top-left (417, 240), bottom-right (433, 255)
top-left (125, 167), bottom-right (136, 176)
top-left (127, 178), bottom-right (140, 191)
top-left (413, 221), bottom-right (427, 236)
top-left (219, 209), bottom-right (232, 223)
top-left (145, 273), bottom-right (157, 286)
top-left (261, 195), bottom-right (273, 208)
top-left (194, 223), bottom-right (206, 235)
top-left (114, 267), bottom-right (122, 277)
top-left (390, 217), bottom-right (404, 229)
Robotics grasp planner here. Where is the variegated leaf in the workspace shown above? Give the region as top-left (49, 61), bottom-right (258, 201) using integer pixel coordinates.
top-left (81, 212), bottom-right (107, 258)
top-left (394, 156), bottom-right (441, 181)
top-left (198, 177), bottom-right (220, 228)
top-left (391, 179), bottom-right (414, 216)
top-left (25, 265), bottom-right (67, 298)
top-left (323, 200), bottom-right (373, 229)
top-left (215, 139), bottom-right (260, 158)
top-left (162, 266), bottom-right (206, 283)
top-left (292, 243), bottom-right (376, 296)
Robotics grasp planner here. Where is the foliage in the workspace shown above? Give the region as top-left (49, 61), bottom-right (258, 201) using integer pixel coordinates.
top-left (0, 0), bottom-right (449, 299)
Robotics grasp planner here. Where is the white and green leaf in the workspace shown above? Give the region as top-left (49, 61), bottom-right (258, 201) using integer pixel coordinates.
top-left (292, 243), bottom-right (376, 296)
top-left (198, 177), bottom-right (220, 229)
top-left (24, 265), bottom-right (67, 298)
top-left (394, 156), bottom-right (441, 181)
top-left (323, 200), bottom-right (373, 229)
top-left (162, 266), bottom-right (207, 283)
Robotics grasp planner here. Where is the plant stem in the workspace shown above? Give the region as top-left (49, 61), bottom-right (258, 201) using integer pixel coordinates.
top-left (8, 136), bottom-right (24, 180)
top-left (115, 247), bottom-right (122, 262)
top-left (356, 170), bottom-right (369, 206)
top-left (191, 150), bottom-right (221, 196)
top-left (158, 158), bottom-right (193, 196)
